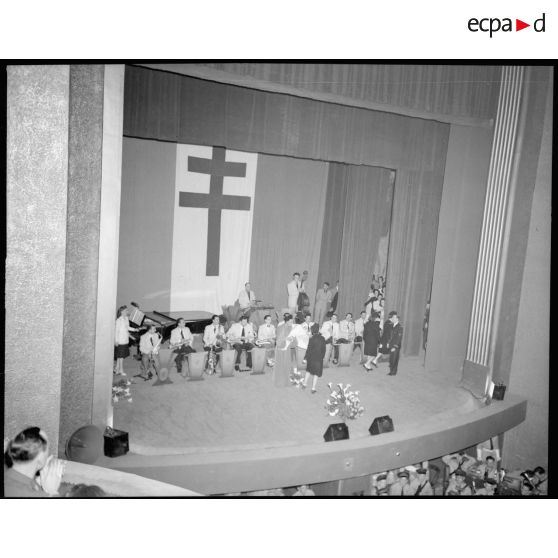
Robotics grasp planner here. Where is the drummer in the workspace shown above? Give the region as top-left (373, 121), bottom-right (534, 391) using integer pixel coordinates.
top-left (238, 282), bottom-right (257, 318)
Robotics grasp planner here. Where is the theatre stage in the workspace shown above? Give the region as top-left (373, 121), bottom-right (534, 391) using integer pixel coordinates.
top-left (99, 353), bottom-right (526, 494)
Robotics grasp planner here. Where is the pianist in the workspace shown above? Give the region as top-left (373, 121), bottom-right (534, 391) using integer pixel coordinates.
top-left (169, 318), bottom-right (195, 374)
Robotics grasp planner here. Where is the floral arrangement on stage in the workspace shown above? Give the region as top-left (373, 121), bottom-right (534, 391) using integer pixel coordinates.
top-left (112, 378), bottom-right (132, 403)
top-left (289, 367), bottom-right (305, 387)
top-left (325, 383), bottom-right (365, 420)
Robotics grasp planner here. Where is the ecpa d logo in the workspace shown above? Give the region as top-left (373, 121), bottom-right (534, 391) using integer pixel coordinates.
top-left (468, 13), bottom-right (546, 37)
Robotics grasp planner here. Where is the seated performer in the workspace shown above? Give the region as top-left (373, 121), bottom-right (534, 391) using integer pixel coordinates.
top-left (257, 314), bottom-right (276, 347)
top-left (389, 470), bottom-right (413, 496)
top-left (203, 314), bottom-right (226, 369)
top-left (320, 313), bottom-right (340, 364)
top-left (475, 478), bottom-right (498, 496)
top-left (333, 312), bottom-right (355, 363)
top-left (227, 315), bottom-right (256, 371)
top-left (412, 467), bottom-right (433, 496)
top-left (139, 324), bottom-right (162, 379)
top-left (238, 282), bottom-right (257, 317)
top-left (169, 318), bottom-right (195, 374)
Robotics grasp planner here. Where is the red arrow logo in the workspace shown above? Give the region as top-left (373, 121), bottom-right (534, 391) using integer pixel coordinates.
top-left (516, 19), bottom-right (530, 31)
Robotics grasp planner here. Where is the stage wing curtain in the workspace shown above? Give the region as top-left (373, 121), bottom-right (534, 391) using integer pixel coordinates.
top-left (385, 120), bottom-right (450, 356)
top-left (337, 166), bottom-right (394, 318)
top-left (249, 154), bottom-right (328, 313)
top-left (316, 163), bottom-right (349, 291)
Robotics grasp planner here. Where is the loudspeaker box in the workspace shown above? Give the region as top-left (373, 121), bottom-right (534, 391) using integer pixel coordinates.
top-left (324, 422), bottom-right (350, 442)
top-left (369, 415), bottom-right (394, 435)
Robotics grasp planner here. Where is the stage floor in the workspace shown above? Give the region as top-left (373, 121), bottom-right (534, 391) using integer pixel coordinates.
top-left (114, 353), bottom-right (480, 456)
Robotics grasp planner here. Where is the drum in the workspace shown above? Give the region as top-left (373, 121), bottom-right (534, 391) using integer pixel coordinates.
top-left (338, 342), bottom-right (354, 366)
top-left (219, 349), bottom-right (236, 378)
top-left (187, 352), bottom-right (206, 381)
top-left (250, 347), bottom-right (267, 375)
top-left (295, 347), bottom-right (307, 371)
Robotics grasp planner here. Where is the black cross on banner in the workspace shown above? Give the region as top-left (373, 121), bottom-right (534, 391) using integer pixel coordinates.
top-left (179, 146), bottom-right (250, 276)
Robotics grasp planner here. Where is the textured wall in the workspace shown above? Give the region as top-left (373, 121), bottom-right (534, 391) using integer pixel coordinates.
top-left (502, 73), bottom-right (551, 470)
top-left (5, 66), bottom-right (70, 452)
top-left (58, 65), bottom-right (105, 455)
top-left (426, 124), bottom-right (493, 379)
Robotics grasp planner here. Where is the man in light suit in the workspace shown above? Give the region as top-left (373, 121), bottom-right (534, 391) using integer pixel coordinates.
top-left (287, 272), bottom-right (302, 315)
top-left (203, 314), bottom-right (226, 369)
top-left (238, 282), bottom-right (257, 317)
top-left (227, 315), bottom-right (256, 371)
top-left (314, 282), bottom-right (332, 325)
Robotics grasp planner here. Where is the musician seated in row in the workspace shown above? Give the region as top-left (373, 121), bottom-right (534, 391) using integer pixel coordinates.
top-left (256, 314), bottom-right (276, 347)
top-left (203, 314), bottom-right (226, 368)
top-left (320, 313), bottom-right (339, 347)
top-left (328, 313), bottom-right (354, 363)
top-left (169, 318), bottom-right (195, 374)
top-left (139, 324), bottom-right (162, 379)
top-left (227, 315), bottom-right (256, 371)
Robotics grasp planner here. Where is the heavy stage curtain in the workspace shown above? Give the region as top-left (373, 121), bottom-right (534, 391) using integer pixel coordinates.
top-left (249, 154), bottom-right (328, 313)
top-left (123, 66), bottom-right (450, 354)
top-left (337, 166), bottom-right (394, 318)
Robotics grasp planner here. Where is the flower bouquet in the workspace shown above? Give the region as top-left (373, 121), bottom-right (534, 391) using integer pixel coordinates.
top-left (325, 383), bottom-right (365, 420)
top-left (289, 367), bottom-right (305, 387)
top-left (112, 378), bottom-right (132, 403)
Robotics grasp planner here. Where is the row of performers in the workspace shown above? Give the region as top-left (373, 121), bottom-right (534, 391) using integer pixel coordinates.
top-left (134, 310), bottom-right (402, 377)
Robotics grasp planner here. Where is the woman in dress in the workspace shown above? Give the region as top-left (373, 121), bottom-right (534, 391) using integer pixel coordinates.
top-left (301, 323), bottom-right (326, 393)
top-left (273, 313), bottom-right (295, 388)
top-left (363, 312), bottom-right (381, 370)
top-left (364, 286), bottom-right (379, 317)
top-left (114, 305), bottom-right (139, 376)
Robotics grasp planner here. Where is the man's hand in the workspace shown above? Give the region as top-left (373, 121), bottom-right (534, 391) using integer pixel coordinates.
top-left (38, 456), bottom-right (65, 495)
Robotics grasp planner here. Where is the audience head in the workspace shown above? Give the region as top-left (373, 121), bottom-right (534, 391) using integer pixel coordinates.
top-left (534, 466), bottom-right (546, 478)
top-left (65, 484), bottom-right (107, 498)
top-left (116, 305), bottom-right (128, 318)
top-left (397, 470), bottom-right (410, 484)
top-left (417, 467), bottom-right (428, 479)
top-left (454, 469), bottom-right (467, 486)
top-left (310, 323), bottom-right (320, 335)
top-left (4, 426), bottom-right (48, 470)
top-left (521, 481), bottom-right (534, 495)
top-left (486, 455), bottom-right (496, 467)
top-left (376, 473), bottom-right (387, 488)
top-left (211, 315), bottom-right (220, 325)
top-left (484, 478), bottom-right (497, 493)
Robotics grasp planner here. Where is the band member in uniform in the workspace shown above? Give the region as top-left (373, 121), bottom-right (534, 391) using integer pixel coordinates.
top-left (389, 470), bottom-right (413, 496)
top-left (114, 305), bottom-right (139, 376)
top-left (287, 272), bottom-right (302, 315)
top-left (203, 314), bottom-right (226, 371)
top-left (169, 318), bottom-right (195, 374)
top-left (314, 282), bottom-right (332, 325)
top-left (412, 467), bottom-right (433, 496)
top-left (227, 315), bottom-right (256, 371)
top-left (139, 324), bottom-right (162, 379)
top-left (445, 469), bottom-right (472, 495)
top-left (386, 311), bottom-right (403, 376)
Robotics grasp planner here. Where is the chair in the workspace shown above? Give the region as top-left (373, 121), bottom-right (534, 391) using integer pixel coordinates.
top-left (187, 352), bottom-right (206, 381)
top-left (219, 349), bottom-right (236, 378)
top-left (250, 347), bottom-right (267, 375)
top-left (338, 342), bottom-right (354, 366)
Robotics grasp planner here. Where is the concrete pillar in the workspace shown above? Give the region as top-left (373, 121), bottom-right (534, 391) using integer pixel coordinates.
top-left (5, 66), bottom-right (70, 452)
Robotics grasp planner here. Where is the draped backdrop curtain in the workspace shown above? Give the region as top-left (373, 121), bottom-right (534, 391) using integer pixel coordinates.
top-left (123, 66), bottom-right (449, 354)
top-left (337, 165), bottom-right (395, 318)
top-left (249, 154), bottom-right (328, 313)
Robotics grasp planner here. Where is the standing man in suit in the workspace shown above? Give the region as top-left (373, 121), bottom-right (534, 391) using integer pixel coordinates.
top-left (227, 315), bottom-right (256, 371)
top-left (327, 280), bottom-right (339, 318)
top-left (287, 272), bottom-right (302, 315)
top-left (386, 311), bottom-right (403, 376)
top-left (314, 282), bottom-right (331, 326)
